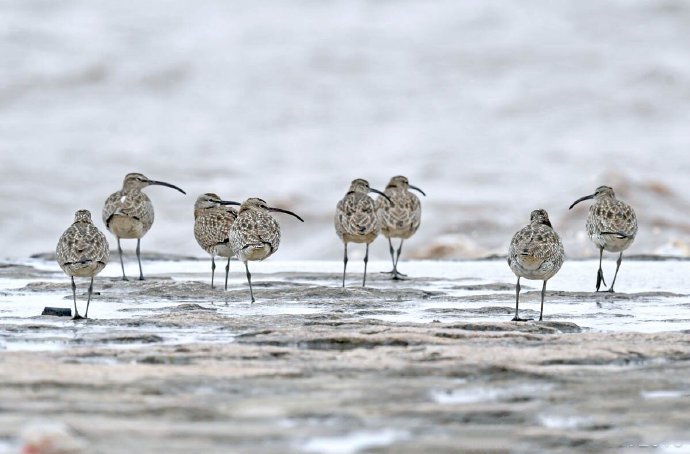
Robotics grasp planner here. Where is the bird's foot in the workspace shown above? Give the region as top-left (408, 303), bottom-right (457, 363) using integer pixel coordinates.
top-left (381, 270), bottom-right (408, 277)
top-left (71, 314), bottom-right (85, 321)
top-left (606, 288), bottom-right (616, 293)
top-left (138, 276), bottom-right (145, 281)
top-left (391, 273), bottom-right (407, 281)
top-left (121, 276), bottom-right (129, 282)
top-left (511, 316), bottom-right (533, 322)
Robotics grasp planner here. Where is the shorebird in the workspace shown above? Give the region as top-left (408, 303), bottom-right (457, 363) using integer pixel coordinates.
top-left (194, 193), bottom-right (239, 290)
top-left (228, 198), bottom-right (304, 302)
top-left (569, 185), bottom-right (637, 292)
top-left (335, 179), bottom-right (392, 287)
top-left (376, 175), bottom-right (425, 279)
top-left (56, 210), bottom-right (110, 319)
top-left (508, 209), bottom-right (564, 322)
top-left (103, 172), bottom-right (185, 281)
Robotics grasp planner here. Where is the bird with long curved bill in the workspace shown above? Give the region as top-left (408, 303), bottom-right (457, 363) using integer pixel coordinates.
top-left (194, 193), bottom-right (238, 290)
top-left (569, 185), bottom-right (637, 292)
top-left (228, 198), bottom-right (304, 302)
top-left (335, 179), bottom-right (392, 287)
top-left (376, 175), bottom-right (425, 280)
top-left (103, 172), bottom-right (186, 281)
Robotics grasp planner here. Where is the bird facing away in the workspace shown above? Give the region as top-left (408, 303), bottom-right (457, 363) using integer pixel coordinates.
top-left (228, 198), bottom-right (304, 302)
top-left (376, 175), bottom-right (426, 280)
top-left (569, 185), bottom-right (637, 292)
top-left (508, 209), bottom-right (564, 322)
top-left (56, 210), bottom-right (110, 319)
top-left (103, 172), bottom-right (185, 281)
top-left (194, 193), bottom-right (239, 290)
top-left (335, 178), bottom-right (392, 287)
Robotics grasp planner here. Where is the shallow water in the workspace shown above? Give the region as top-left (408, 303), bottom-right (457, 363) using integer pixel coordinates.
top-left (1, 258), bottom-right (689, 354)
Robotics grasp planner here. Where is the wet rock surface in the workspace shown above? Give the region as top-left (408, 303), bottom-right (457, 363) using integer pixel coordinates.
top-left (0, 259), bottom-right (689, 452)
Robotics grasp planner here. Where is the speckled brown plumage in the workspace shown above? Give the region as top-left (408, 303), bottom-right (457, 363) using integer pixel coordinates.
top-left (103, 172), bottom-right (185, 281)
top-left (229, 198), bottom-right (304, 302)
top-left (56, 209), bottom-right (110, 319)
top-left (335, 179), bottom-right (389, 287)
top-left (194, 193), bottom-right (238, 289)
top-left (570, 185), bottom-right (637, 292)
top-left (376, 175), bottom-right (425, 279)
top-left (508, 209), bottom-right (564, 322)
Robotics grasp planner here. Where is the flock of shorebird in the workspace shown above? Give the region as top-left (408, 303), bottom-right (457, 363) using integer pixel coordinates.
top-left (56, 173), bottom-right (637, 322)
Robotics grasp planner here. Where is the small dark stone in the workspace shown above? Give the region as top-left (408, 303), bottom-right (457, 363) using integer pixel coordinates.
top-left (42, 307), bottom-right (72, 317)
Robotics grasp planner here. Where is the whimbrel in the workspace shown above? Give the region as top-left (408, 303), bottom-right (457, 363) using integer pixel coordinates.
top-left (376, 175), bottom-right (425, 279)
top-left (103, 173), bottom-right (185, 280)
top-left (56, 210), bottom-right (110, 319)
top-left (569, 185), bottom-right (637, 292)
top-left (508, 209), bottom-right (564, 322)
top-left (335, 179), bottom-right (391, 287)
top-left (228, 198), bottom-right (304, 302)
top-left (194, 193), bottom-right (238, 290)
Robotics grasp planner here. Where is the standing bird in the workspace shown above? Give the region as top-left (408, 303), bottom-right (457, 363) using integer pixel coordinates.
top-left (508, 209), bottom-right (564, 322)
top-left (335, 179), bottom-right (392, 287)
top-left (103, 172), bottom-right (185, 281)
top-left (376, 175), bottom-right (425, 280)
top-left (56, 210), bottom-right (110, 319)
top-left (228, 198), bottom-right (304, 302)
top-left (194, 193), bottom-right (239, 290)
top-left (569, 185), bottom-right (637, 292)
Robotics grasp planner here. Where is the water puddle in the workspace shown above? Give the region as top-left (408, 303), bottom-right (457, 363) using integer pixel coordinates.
top-left (301, 429), bottom-right (408, 454)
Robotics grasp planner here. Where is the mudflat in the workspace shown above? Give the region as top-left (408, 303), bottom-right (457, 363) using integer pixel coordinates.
top-left (1, 258), bottom-right (689, 452)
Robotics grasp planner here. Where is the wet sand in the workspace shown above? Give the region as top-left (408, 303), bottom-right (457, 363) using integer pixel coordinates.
top-left (1, 258), bottom-right (689, 452)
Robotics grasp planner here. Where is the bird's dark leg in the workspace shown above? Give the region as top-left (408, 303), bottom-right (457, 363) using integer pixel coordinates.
top-left (392, 239), bottom-right (407, 279)
top-left (608, 252), bottom-right (623, 293)
top-left (136, 239), bottom-right (144, 281)
top-left (71, 277), bottom-right (83, 320)
top-left (84, 276), bottom-right (94, 319)
top-left (539, 280), bottom-right (546, 321)
top-left (511, 277), bottom-right (532, 322)
top-left (211, 256), bottom-right (216, 289)
top-left (117, 238), bottom-right (128, 281)
top-left (595, 247), bottom-right (607, 292)
top-left (244, 261), bottom-right (255, 303)
top-left (342, 243), bottom-right (348, 288)
top-left (362, 243), bottom-right (369, 287)
top-left (224, 256), bottom-right (231, 291)
top-left (382, 238), bottom-right (407, 278)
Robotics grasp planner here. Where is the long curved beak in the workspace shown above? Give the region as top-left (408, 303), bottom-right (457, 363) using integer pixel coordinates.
top-left (370, 188), bottom-right (393, 204)
top-left (149, 180), bottom-right (186, 195)
top-left (569, 194), bottom-right (594, 210)
top-left (409, 184), bottom-right (426, 196)
top-left (269, 207), bottom-right (305, 222)
top-left (218, 200), bottom-right (241, 206)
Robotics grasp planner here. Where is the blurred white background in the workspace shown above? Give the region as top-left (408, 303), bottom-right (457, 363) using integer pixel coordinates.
top-left (1, 0), bottom-right (689, 260)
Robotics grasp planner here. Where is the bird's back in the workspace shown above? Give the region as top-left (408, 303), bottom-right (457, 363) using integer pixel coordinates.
top-left (194, 207), bottom-right (237, 257)
top-left (509, 223), bottom-right (564, 281)
top-left (376, 188), bottom-right (421, 239)
top-left (57, 223), bottom-right (110, 277)
top-left (335, 192), bottom-right (380, 243)
top-left (586, 198), bottom-right (637, 251)
top-left (230, 210), bottom-right (280, 261)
